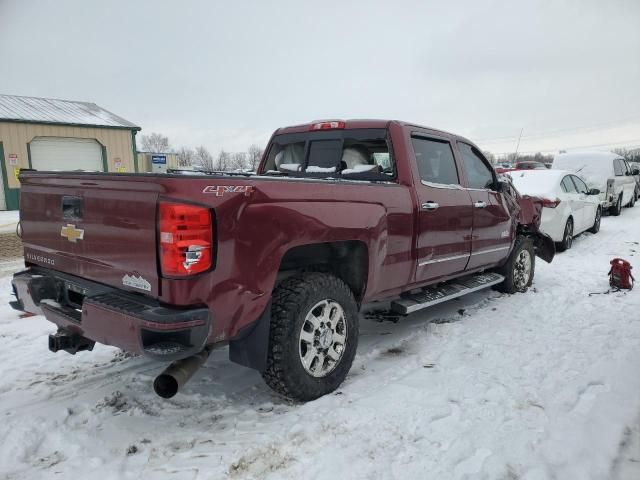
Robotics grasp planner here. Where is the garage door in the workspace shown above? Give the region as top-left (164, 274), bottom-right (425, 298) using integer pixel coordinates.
top-left (30, 137), bottom-right (103, 172)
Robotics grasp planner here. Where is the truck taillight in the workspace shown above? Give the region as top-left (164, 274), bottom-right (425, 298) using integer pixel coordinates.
top-left (309, 121), bottom-right (345, 130)
top-left (542, 198), bottom-right (561, 208)
top-left (159, 202), bottom-right (213, 276)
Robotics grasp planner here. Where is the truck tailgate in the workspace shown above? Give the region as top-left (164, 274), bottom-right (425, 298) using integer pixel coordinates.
top-left (20, 174), bottom-right (162, 297)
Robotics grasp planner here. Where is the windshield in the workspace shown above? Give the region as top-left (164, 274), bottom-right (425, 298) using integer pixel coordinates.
top-left (261, 128), bottom-right (394, 181)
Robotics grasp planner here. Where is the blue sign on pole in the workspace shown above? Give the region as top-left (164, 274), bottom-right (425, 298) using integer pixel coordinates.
top-left (151, 155), bottom-right (167, 165)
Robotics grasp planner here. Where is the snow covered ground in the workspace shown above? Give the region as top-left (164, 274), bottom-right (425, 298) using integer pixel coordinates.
top-left (0, 210), bottom-right (19, 233)
top-left (0, 208), bottom-right (639, 480)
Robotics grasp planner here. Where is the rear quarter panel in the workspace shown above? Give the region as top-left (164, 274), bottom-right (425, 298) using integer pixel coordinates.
top-left (152, 176), bottom-right (415, 342)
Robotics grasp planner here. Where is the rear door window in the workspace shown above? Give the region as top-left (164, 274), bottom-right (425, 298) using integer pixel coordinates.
top-left (458, 143), bottom-right (495, 190)
top-left (410, 137), bottom-right (459, 186)
top-left (561, 176), bottom-right (577, 193)
top-left (613, 159), bottom-right (625, 176)
top-left (570, 175), bottom-right (588, 194)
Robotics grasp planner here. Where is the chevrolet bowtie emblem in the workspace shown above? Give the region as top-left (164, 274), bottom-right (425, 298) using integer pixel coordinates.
top-left (60, 224), bottom-right (84, 243)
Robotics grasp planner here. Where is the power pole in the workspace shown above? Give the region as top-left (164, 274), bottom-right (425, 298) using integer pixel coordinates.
top-left (513, 128), bottom-right (524, 164)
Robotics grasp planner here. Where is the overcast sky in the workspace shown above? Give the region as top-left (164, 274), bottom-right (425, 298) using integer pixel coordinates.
top-left (1, 0), bottom-right (639, 157)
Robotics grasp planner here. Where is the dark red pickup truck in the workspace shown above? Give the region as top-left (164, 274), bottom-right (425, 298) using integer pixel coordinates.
top-left (12, 119), bottom-right (554, 401)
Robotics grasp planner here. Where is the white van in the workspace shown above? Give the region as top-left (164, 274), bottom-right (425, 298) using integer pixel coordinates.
top-left (552, 151), bottom-right (637, 216)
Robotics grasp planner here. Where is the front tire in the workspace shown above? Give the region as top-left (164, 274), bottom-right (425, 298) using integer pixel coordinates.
top-left (610, 194), bottom-right (623, 216)
top-left (262, 272), bottom-right (359, 401)
top-left (588, 207), bottom-right (601, 234)
top-left (495, 236), bottom-right (535, 294)
top-left (556, 217), bottom-right (574, 252)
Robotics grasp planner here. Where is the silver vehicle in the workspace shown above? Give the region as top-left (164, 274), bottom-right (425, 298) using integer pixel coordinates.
top-left (626, 160), bottom-right (640, 200)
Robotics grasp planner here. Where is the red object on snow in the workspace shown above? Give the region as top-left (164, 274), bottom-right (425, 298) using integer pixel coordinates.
top-left (609, 258), bottom-right (634, 290)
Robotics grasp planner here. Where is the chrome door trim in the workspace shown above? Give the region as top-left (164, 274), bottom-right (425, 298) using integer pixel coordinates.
top-left (471, 245), bottom-right (510, 256)
top-left (420, 180), bottom-right (464, 190)
top-left (418, 253), bottom-right (470, 266)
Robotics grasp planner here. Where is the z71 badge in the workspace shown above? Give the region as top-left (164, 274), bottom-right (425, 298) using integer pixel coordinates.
top-left (202, 185), bottom-right (255, 197)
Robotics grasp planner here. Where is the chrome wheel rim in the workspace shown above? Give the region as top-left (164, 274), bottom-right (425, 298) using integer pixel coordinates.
top-left (298, 299), bottom-right (347, 378)
top-left (513, 250), bottom-right (532, 290)
top-left (565, 220), bottom-right (573, 249)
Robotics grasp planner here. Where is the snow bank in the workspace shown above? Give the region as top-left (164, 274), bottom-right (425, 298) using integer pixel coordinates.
top-left (0, 210), bottom-right (19, 234)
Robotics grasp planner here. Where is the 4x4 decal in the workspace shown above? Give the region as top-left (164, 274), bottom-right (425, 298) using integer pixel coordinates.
top-left (202, 185), bottom-right (255, 197)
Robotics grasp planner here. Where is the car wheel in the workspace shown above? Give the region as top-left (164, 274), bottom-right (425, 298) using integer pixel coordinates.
top-left (610, 194), bottom-right (623, 216)
top-left (588, 207), bottom-right (601, 234)
top-left (628, 194), bottom-right (636, 208)
top-left (556, 217), bottom-right (574, 252)
top-left (494, 236), bottom-right (535, 294)
top-left (262, 272), bottom-right (359, 401)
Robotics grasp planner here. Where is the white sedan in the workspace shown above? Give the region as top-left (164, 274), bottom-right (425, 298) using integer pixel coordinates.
top-left (508, 169), bottom-right (602, 251)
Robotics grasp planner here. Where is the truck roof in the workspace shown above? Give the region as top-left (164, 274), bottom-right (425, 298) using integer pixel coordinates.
top-left (275, 119), bottom-right (475, 144)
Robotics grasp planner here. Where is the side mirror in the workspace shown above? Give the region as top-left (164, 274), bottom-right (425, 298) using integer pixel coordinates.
top-left (588, 188), bottom-right (600, 195)
top-left (495, 180), bottom-right (509, 192)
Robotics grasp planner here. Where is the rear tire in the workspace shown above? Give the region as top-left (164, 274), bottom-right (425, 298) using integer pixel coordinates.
top-left (588, 207), bottom-right (601, 234)
top-left (610, 194), bottom-right (623, 216)
top-left (556, 217), bottom-right (574, 252)
top-left (262, 272), bottom-right (359, 401)
top-left (628, 194), bottom-right (636, 208)
top-left (495, 236), bottom-right (535, 294)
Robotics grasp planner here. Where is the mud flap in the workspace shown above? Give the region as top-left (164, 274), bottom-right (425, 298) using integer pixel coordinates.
top-left (228, 301), bottom-right (271, 372)
top-left (532, 232), bottom-right (555, 263)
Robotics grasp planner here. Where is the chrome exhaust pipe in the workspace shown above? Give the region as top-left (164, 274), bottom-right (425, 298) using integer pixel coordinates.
top-left (153, 347), bottom-right (211, 398)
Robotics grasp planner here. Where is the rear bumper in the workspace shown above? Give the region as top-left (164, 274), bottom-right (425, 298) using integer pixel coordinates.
top-left (11, 268), bottom-right (211, 361)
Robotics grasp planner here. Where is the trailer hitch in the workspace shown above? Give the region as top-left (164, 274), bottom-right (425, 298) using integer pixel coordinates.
top-left (48, 329), bottom-right (95, 355)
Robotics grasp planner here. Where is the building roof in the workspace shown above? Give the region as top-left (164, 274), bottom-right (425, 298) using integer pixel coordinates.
top-left (0, 94), bottom-right (140, 130)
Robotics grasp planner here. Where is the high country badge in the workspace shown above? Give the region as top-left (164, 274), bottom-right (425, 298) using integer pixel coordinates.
top-left (122, 274), bottom-right (151, 292)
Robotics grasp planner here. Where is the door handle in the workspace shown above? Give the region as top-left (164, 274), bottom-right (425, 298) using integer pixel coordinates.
top-left (474, 201), bottom-right (487, 208)
top-left (421, 202), bottom-right (439, 210)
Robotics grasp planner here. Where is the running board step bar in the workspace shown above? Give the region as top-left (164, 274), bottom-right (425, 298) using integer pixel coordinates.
top-left (391, 272), bottom-right (505, 315)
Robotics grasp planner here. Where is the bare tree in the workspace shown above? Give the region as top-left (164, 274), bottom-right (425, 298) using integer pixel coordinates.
top-left (176, 147), bottom-right (194, 168)
top-left (613, 148), bottom-right (640, 163)
top-left (216, 150), bottom-right (231, 171)
top-left (482, 150), bottom-right (496, 165)
top-left (229, 152), bottom-right (248, 171)
top-left (139, 132), bottom-right (171, 153)
top-left (193, 146), bottom-right (215, 171)
top-left (247, 144), bottom-right (264, 171)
